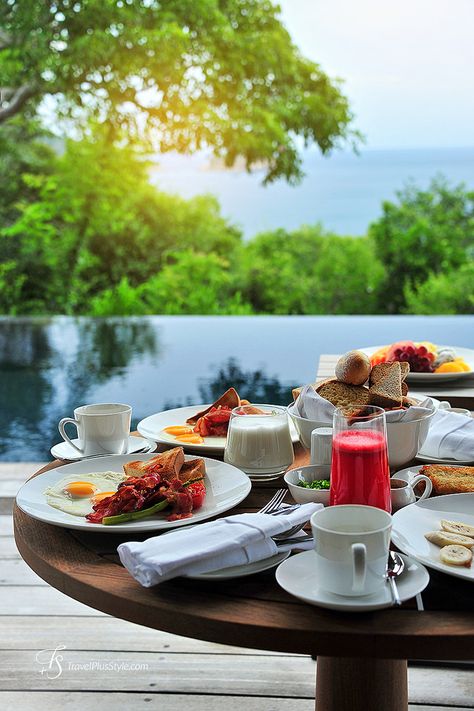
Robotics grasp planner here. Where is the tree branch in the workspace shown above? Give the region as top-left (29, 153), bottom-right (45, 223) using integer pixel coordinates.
top-left (0, 83), bottom-right (37, 123)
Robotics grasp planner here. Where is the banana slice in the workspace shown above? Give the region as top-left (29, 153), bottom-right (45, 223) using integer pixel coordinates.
top-left (440, 519), bottom-right (474, 538)
top-left (440, 544), bottom-right (473, 567)
top-left (425, 531), bottom-right (474, 548)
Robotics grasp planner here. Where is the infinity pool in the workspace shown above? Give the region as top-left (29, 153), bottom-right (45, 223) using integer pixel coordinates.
top-left (1, 315), bottom-right (472, 460)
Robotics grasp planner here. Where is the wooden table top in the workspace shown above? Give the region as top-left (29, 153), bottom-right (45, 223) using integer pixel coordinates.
top-left (13, 444), bottom-right (474, 662)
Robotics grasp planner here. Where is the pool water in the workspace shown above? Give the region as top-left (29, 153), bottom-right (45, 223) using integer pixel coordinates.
top-left (1, 315), bottom-right (472, 461)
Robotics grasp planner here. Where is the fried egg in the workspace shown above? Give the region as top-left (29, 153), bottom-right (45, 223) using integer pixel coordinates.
top-left (44, 471), bottom-right (126, 517)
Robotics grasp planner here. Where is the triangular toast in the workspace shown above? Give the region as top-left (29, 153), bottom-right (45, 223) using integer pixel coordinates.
top-left (186, 387), bottom-right (240, 425)
top-left (123, 447), bottom-right (185, 479)
top-left (369, 362), bottom-right (403, 409)
top-left (370, 361), bottom-right (409, 385)
top-left (178, 458), bottom-right (206, 484)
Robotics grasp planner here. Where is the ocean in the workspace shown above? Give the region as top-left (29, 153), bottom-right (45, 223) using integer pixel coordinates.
top-left (149, 147), bottom-right (474, 238)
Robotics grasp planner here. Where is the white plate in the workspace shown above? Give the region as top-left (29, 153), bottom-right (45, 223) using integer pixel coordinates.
top-left (359, 345), bottom-right (474, 383)
top-left (392, 493), bottom-right (474, 582)
top-left (275, 551), bottom-right (429, 611)
top-left (188, 551), bottom-right (291, 580)
top-left (393, 464), bottom-right (425, 483)
top-left (138, 404), bottom-right (299, 453)
top-left (50, 435), bottom-right (153, 462)
top-left (16, 454), bottom-right (252, 533)
top-left (415, 452), bottom-right (474, 465)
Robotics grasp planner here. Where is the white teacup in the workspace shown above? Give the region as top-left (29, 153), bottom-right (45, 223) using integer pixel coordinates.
top-left (390, 475), bottom-right (432, 511)
top-left (58, 403), bottom-right (132, 456)
top-left (310, 505), bottom-right (392, 597)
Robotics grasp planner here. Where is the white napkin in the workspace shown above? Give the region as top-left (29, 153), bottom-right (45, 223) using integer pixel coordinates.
top-left (290, 384), bottom-right (435, 423)
top-left (418, 408), bottom-right (474, 461)
top-left (118, 503), bottom-right (321, 587)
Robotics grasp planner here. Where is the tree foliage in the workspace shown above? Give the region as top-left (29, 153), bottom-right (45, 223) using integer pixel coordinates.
top-left (90, 251), bottom-right (253, 316)
top-left (404, 263), bottom-right (474, 315)
top-left (0, 0), bottom-right (357, 184)
top-left (370, 178), bottom-right (474, 313)
top-left (242, 226), bottom-right (384, 314)
top-left (1, 128), bottom-right (473, 316)
top-left (0, 130), bottom-right (241, 313)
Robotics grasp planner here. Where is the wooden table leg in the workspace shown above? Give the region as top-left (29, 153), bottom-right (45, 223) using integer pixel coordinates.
top-left (315, 656), bottom-right (408, 711)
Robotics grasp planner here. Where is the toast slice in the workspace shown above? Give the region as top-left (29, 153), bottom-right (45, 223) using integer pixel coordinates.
top-left (420, 464), bottom-right (474, 495)
top-left (123, 447), bottom-right (185, 479)
top-left (178, 458), bottom-right (206, 484)
top-left (369, 362), bottom-right (403, 409)
top-left (316, 379), bottom-right (370, 410)
top-left (186, 388), bottom-right (240, 425)
top-left (370, 361), bottom-right (409, 385)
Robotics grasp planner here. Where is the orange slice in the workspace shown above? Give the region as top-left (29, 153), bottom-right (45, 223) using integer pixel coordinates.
top-left (435, 359), bottom-right (471, 373)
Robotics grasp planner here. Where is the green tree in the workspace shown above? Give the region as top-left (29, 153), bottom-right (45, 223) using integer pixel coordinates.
top-left (404, 263), bottom-right (474, 315)
top-left (0, 132), bottom-right (242, 314)
top-left (0, 117), bottom-right (55, 225)
top-left (0, 0), bottom-right (357, 183)
top-left (90, 251), bottom-right (253, 316)
top-left (242, 225), bottom-right (384, 314)
top-left (370, 178), bottom-right (474, 313)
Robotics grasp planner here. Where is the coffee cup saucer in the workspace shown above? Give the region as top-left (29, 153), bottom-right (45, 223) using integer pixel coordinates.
top-left (275, 551), bottom-right (429, 612)
top-left (50, 436), bottom-right (154, 462)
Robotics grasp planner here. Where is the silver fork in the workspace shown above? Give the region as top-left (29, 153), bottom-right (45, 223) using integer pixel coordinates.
top-left (257, 488), bottom-right (287, 514)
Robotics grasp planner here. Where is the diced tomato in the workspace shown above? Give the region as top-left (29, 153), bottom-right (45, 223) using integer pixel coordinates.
top-left (187, 481), bottom-right (206, 510)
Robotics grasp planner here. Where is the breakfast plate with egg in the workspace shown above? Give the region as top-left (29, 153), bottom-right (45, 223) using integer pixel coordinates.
top-left (16, 453), bottom-right (251, 533)
top-left (359, 343), bottom-right (474, 383)
top-left (138, 404), bottom-right (299, 453)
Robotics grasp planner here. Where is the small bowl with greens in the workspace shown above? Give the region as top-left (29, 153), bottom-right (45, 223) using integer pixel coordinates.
top-left (284, 465), bottom-right (331, 505)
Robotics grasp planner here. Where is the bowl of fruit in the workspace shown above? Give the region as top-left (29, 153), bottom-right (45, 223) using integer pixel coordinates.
top-left (361, 341), bottom-right (473, 383)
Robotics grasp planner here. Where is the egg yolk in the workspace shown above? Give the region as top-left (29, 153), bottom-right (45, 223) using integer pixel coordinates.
top-left (64, 481), bottom-right (98, 498)
top-left (91, 491), bottom-right (116, 504)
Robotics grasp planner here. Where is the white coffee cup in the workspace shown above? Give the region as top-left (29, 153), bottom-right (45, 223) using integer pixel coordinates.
top-left (310, 505), bottom-right (392, 597)
top-left (310, 426), bottom-right (333, 466)
top-left (58, 403), bottom-right (132, 456)
top-left (390, 475), bottom-right (432, 511)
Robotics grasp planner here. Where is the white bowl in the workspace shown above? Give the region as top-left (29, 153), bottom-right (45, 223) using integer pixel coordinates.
top-left (287, 409), bottom-right (330, 449)
top-left (288, 403), bottom-right (436, 469)
top-left (284, 465), bottom-right (331, 505)
top-left (385, 408), bottom-right (435, 469)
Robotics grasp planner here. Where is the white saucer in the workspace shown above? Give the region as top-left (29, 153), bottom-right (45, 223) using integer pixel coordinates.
top-left (50, 436), bottom-right (154, 461)
top-left (275, 551), bottom-right (429, 612)
top-left (188, 551), bottom-right (291, 581)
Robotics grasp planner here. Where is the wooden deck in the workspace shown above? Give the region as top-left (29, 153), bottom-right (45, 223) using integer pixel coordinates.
top-left (2, 463), bottom-right (473, 711)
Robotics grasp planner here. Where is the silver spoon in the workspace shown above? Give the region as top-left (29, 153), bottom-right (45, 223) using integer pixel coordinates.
top-left (387, 551), bottom-right (405, 606)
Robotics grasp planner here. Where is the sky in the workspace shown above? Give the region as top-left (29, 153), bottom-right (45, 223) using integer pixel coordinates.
top-left (279, 0), bottom-right (474, 148)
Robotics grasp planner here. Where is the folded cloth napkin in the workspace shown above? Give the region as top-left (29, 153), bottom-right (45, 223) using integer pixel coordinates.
top-left (118, 503), bottom-right (321, 587)
top-left (418, 408), bottom-right (474, 461)
top-left (289, 384), bottom-right (435, 423)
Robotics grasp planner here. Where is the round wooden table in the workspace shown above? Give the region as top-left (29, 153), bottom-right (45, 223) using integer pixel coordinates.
top-left (14, 447), bottom-right (474, 711)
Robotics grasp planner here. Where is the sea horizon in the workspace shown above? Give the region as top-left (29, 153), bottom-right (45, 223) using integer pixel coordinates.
top-left (149, 145), bottom-right (474, 239)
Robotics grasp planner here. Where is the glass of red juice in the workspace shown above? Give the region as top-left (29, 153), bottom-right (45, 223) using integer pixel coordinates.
top-left (330, 406), bottom-right (391, 513)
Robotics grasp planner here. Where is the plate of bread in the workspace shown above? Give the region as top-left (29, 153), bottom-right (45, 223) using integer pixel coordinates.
top-left (16, 450), bottom-right (252, 533)
top-left (359, 342), bottom-right (474, 383)
top-left (394, 464), bottom-right (474, 495)
top-left (294, 350), bottom-right (422, 411)
top-left (138, 388), bottom-right (299, 453)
